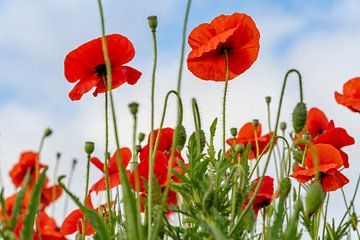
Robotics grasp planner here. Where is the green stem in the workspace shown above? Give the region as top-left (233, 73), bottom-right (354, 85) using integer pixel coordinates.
top-left (229, 69), bottom-right (304, 237)
top-left (176, 0), bottom-right (192, 94)
top-left (82, 153), bottom-right (91, 240)
top-left (148, 25), bottom-right (158, 239)
top-left (266, 103), bottom-right (280, 182)
top-left (192, 99), bottom-right (202, 156)
top-left (222, 50), bottom-right (229, 157)
top-left (97, 1), bottom-right (142, 239)
top-left (63, 159), bottom-right (77, 219)
top-left (51, 153), bottom-right (61, 217)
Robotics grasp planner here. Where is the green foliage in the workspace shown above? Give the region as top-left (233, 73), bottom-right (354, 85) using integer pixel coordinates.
top-left (21, 169), bottom-right (47, 240)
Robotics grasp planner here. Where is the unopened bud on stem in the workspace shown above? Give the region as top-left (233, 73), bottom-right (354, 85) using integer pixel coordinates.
top-left (84, 141), bottom-right (95, 155)
top-left (147, 16), bottom-right (158, 32)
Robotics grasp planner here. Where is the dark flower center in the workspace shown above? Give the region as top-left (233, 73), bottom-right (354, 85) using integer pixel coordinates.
top-left (220, 45), bottom-right (233, 55)
top-left (95, 64), bottom-right (107, 77)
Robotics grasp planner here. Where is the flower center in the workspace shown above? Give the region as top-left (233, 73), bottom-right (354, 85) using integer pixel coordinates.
top-left (95, 64), bottom-right (107, 77)
top-left (220, 45), bottom-right (232, 55)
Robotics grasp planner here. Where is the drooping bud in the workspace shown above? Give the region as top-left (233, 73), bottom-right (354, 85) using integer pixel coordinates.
top-left (128, 102), bottom-right (139, 115)
top-left (84, 141), bottom-right (95, 155)
top-left (279, 177), bottom-right (291, 197)
top-left (44, 128), bottom-right (53, 137)
top-left (265, 96), bottom-right (271, 104)
top-left (235, 143), bottom-right (245, 154)
top-left (305, 183), bottom-right (325, 218)
top-left (252, 119), bottom-right (259, 129)
top-left (280, 122), bottom-right (287, 131)
top-left (175, 125), bottom-right (187, 150)
top-left (138, 132), bottom-right (145, 143)
top-left (230, 127), bottom-right (237, 138)
top-left (147, 16), bottom-right (158, 32)
top-left (292, 102), bottom-right (307, 134)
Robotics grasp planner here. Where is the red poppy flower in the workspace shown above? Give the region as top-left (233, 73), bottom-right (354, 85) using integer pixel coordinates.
top-left (291, 144), bottom-right (349, 192)
top-left (40, 184), bottom-right (63, 208)
top-left (148, 128), bottom-right (175, 152)
top-left (243, 176), bottom-right (274, 215)
top-left (89, 148), bottom-right (132, 194)
top-left (61, 196), bottom-right (112, 236)
top-left (226, 122), bottom-right (272, 160)
top-left (335, 77), bottom-right (360, 113)
top-left (305, 108), bottom-right (354, 168)
top-left (9, 151), bottom-right (47, 188)
top-left (0, 192), bottom-right (30, 222)
top-left (34, 211), bottom-right (66, 240)
top-left (187, 13), bottom-right (260, 81)
top-left (64, 34), bottom-right (142, 100)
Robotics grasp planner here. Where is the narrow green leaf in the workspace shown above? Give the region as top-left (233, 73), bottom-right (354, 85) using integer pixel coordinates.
top-left (58, 176), bottom-right (111, 240)
top-left (10, 170), bottom-right (30, 230)
top-left (0, 188), bottom-right (10, 227)
top-left (21, 168), bottom-right (47, 240)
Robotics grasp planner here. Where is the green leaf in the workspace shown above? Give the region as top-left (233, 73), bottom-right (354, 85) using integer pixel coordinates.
top-left (21, 168), bottom-right (47, 240)
top-left (0, 188), bottom-right (9, 227)
top-left (10, 170), bottom-right (30, 230)
top-left (58, 176), bottom-right (111, 239)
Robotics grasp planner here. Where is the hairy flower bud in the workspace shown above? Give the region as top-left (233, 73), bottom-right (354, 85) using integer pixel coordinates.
top-left (305, 183), bottom-right (324, 218)
top-left (84, 141), bottom-right (95, 155)
top-left (235, 143), bottom-right (245, 154)
top-left (292, 102), bottom-right (307, 134)
top-left (176, 125), bottom-right (187, 150)
top-left (147, 16), bottom-right (158, 32)
top-left (279, 177), bottom-right (291, 197)
top-left (280, 122), bottom-right (287, 131)
top-left (44, 128), bottom-right (53, 137)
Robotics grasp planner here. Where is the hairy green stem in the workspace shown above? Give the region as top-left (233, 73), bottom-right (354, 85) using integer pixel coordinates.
top-left (82, 153), bottom-right (91, 240)
top-left (222, 50), bottom-right (229, 157)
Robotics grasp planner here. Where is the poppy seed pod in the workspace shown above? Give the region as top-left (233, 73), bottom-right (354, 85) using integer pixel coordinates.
top-left (265, 96), bottom-right (271, 104)
top-left (230, 127), bottom-right (237, 138)
top-left (128, 102), bottom-right (139, 115)
top-left (235, 143), bottom-right (245, 154)
top-left (136, 145), bottom-right (142, 153)
top-left (280, 122), bottom-right (287, 131)
top-left (292, 102), bottom-right (307, 134)
top-left (147, 16), bottom-right (158, 32)
top-left (175, 125), bottom-right (187, 151)
top-left (44, 128), bottom-right (53, 137)
top-left (252, 119), bottom-right (259, 128)
top-left (305, 183), bottom-right (324, 218)
top-left (279, 177), bottom-right (291, 197)
top-left (84, 142), bottom-right (95, 155)
top-left (138, 132), bottom-right (145, 142)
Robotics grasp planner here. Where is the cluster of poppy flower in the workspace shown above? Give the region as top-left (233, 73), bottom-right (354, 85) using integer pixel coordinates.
top-left (1, 10), bottom-right (359, 239)
top-left (2, 152), bottom-right (64, 239)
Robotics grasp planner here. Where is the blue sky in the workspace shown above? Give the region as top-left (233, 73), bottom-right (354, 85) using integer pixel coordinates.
top-left (0, 0), bottom-right (359, 232)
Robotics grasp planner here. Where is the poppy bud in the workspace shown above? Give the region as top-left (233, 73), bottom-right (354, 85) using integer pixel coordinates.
top-left (280, 122), bottom-right (287, 131)
top-left (279, 177), bottom-right (291, 197)
top-left (84, 141), bottom-right (95, 155)
top-left (147, 16), bottom-right (158, 32)
top-left (202, 189), bottom-right (216, 213)
top-left (294, 199), bottom-right (304, 212)
top-left (128, 102), bottom-right (139, 115)
top-left (265, 96), bottom-right (271, 104)
top-left (136, 145), bottom-right (142, 153)
top-left (235, 143), bottom-right (245, 154)
top-left (138, 132), bottom-right (145, 142)
top-left (303, 132), bottom-right (311, 143)
top-left (292, 150), bottom-right (303, 164)
top-left (266, 205), bottom-right (274, 217)
top-left (305, 183), bottom-right (324, 218)
top-left (292, 102), bottom-right (307, 134)
top-left (252, 119), bottom-right (259, 128)
top-left (44, 128), bottom-right (53, 137)
top-left (230, 127), bottom-right (237, 138)
top-left (175, 125), bottom-right (187, 150)
top-left (351, 212), bottom-right (358, 231)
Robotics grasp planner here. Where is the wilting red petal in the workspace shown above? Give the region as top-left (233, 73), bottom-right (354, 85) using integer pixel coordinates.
top-left (335, 77), bottom-right (360, 113)
top-left (187, 13), bottom-right (260, 81)
top-left (108, 147), bottom-right (132, 173)
top-left (41, 184), bottom-right (63, 208)
top-left (68, 75), bottom-right (98, 101)
top-left (89, 171), bottom-right (131, 194)
top-left (321, 169), bottom-right (349, 192)
top-left (90, 157), bottom-right (105, 173)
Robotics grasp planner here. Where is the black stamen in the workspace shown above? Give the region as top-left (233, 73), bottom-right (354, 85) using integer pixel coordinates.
top-left (95, 64), bottom-right (107, 77)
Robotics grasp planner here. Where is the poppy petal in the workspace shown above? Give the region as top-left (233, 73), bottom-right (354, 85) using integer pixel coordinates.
top-left (321, 169), bottom-right (349, 192)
